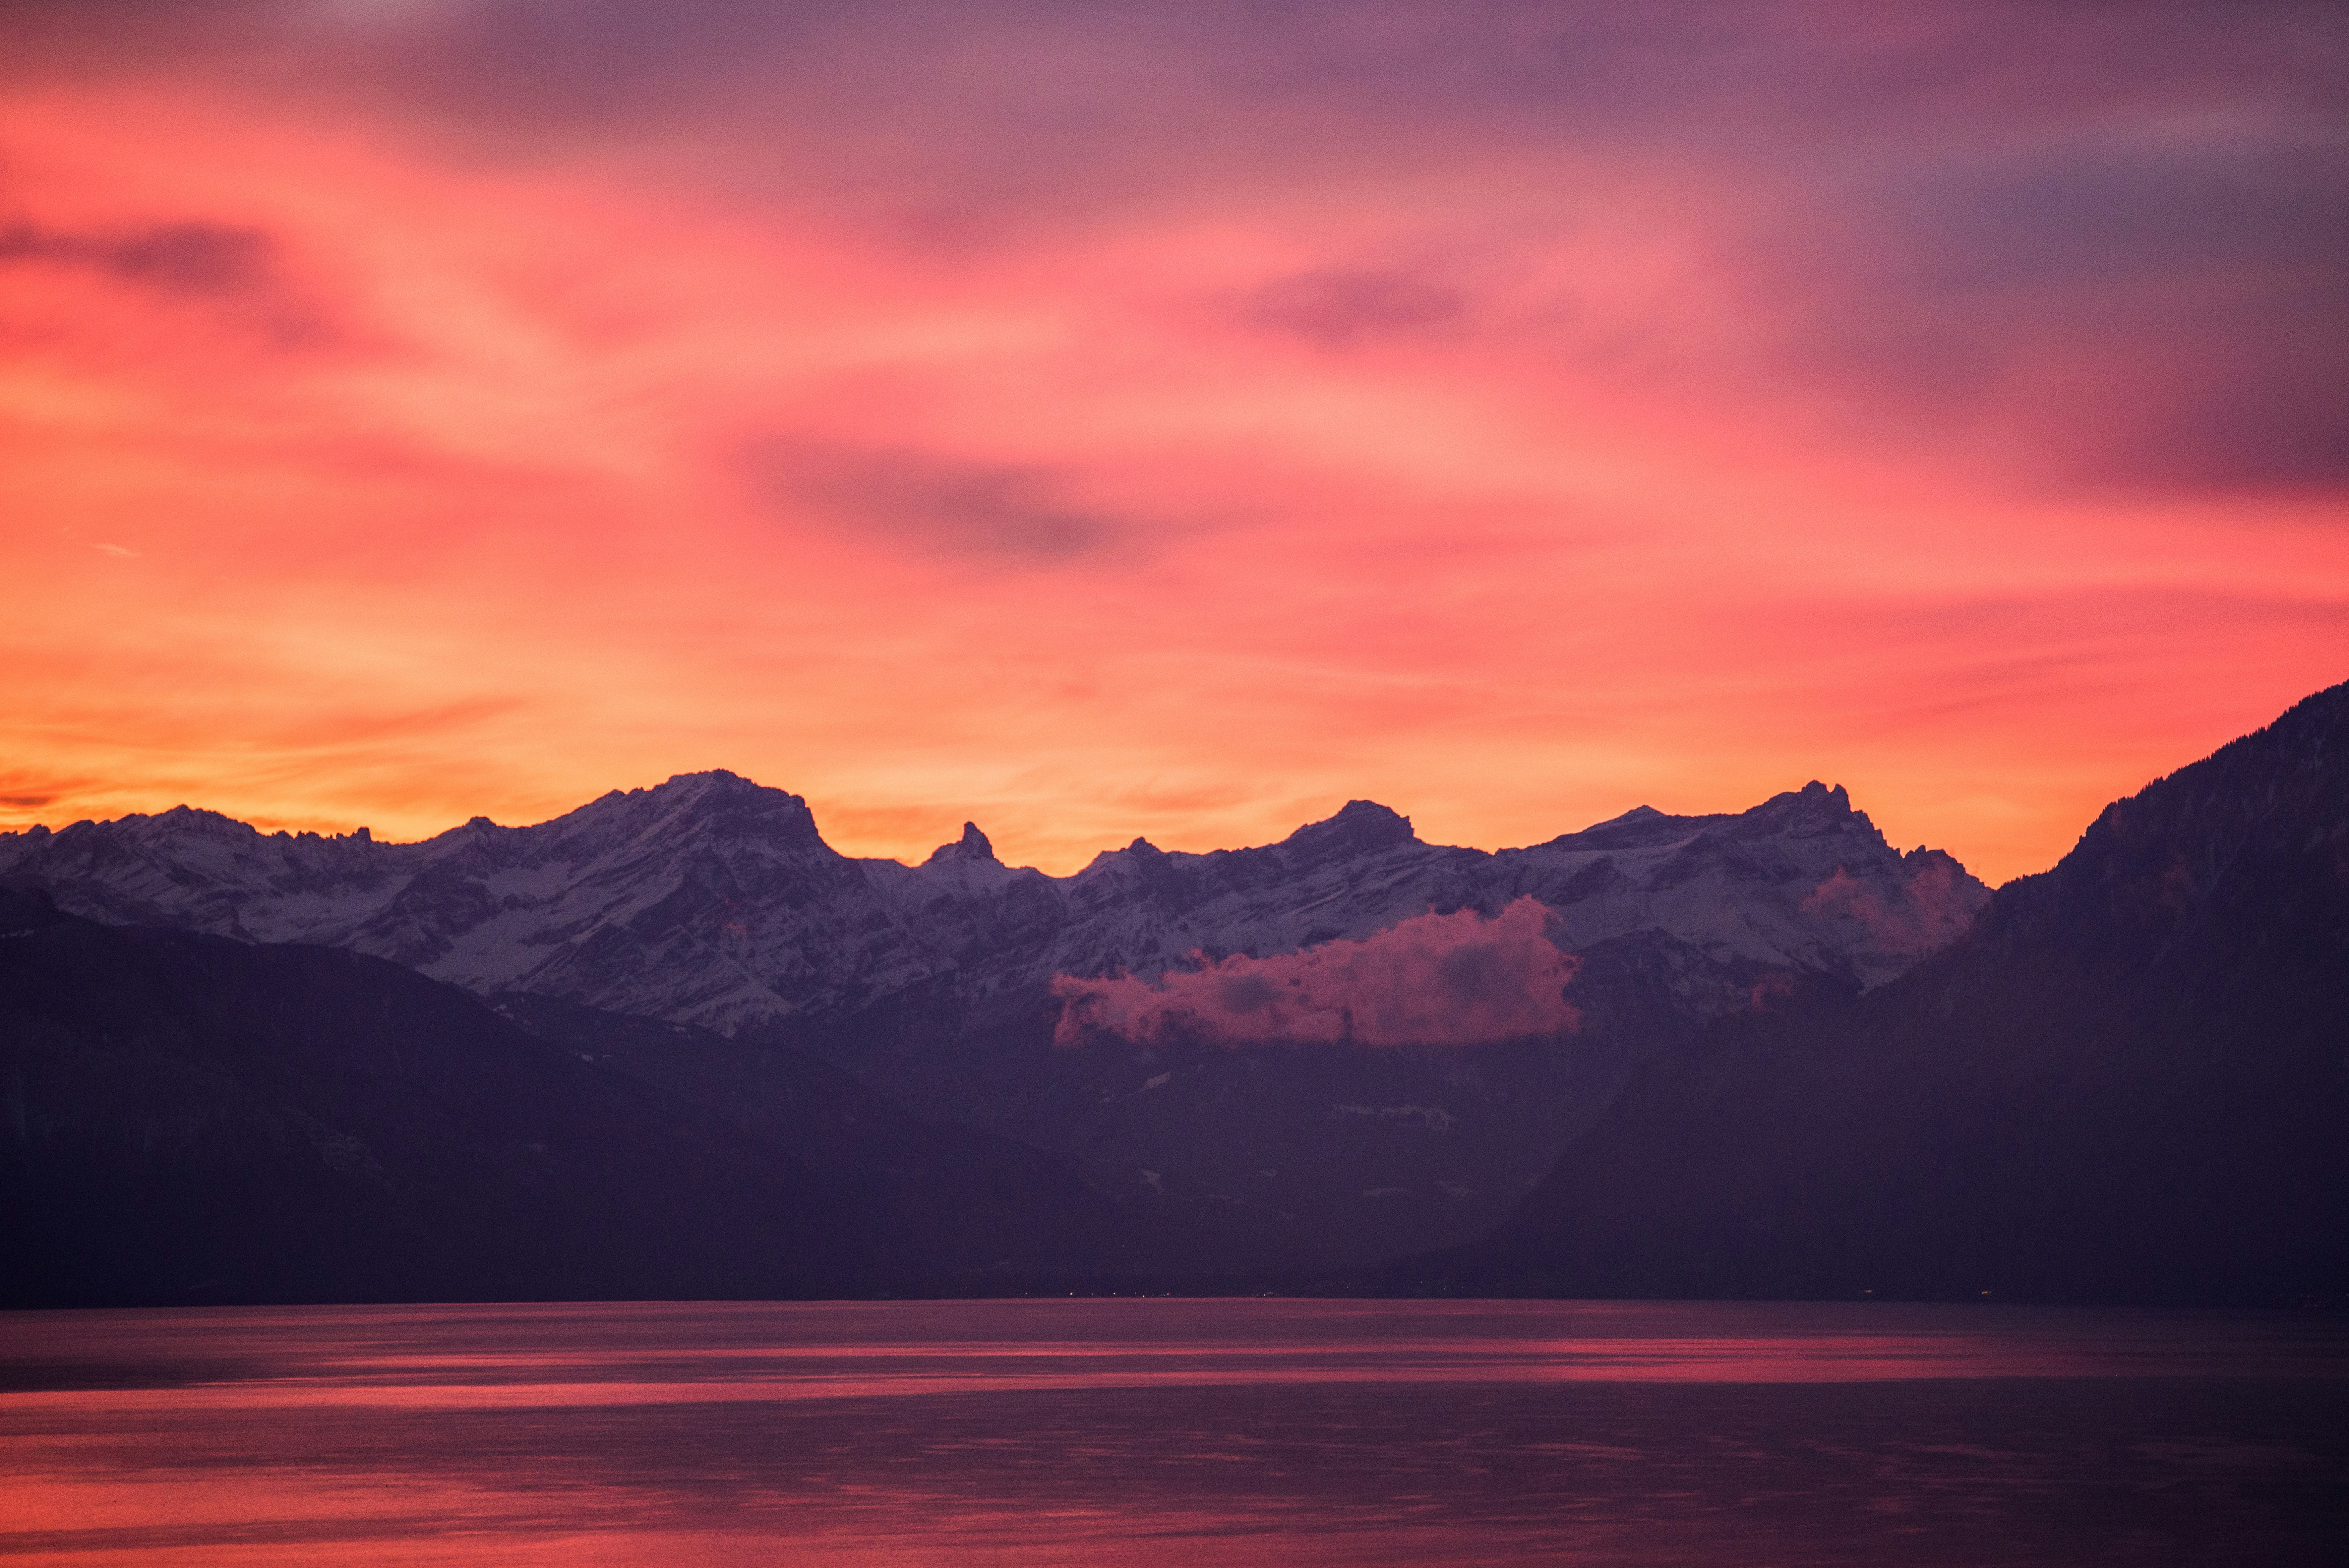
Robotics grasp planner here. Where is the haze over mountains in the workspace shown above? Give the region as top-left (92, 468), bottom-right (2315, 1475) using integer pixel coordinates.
top-left (2, 774), bottom-right (1983, 1269)
top-left (3, 681), bottom-right (2342, 1306)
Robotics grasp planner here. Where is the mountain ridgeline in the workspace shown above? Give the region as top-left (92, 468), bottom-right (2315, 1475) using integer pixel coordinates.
top-left (2, 773), bottom-right (1982, 1271)
top-left (1406, 681), bottom-right (2349, 1305)
top-left (2, 681), bottom-right (2343, 1304)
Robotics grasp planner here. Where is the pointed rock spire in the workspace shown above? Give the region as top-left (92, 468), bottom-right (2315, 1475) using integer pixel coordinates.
top-left (925, 821), bottom-right (997, 865)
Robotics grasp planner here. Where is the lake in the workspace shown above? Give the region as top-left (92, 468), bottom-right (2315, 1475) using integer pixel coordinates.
top-left (2, 1298), bottom-right (2343, 1564)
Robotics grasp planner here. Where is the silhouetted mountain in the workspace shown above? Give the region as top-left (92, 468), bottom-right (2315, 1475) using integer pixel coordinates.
top-left (9, 675), bottom-right (2341, 1302)
top-left (0, 892), bottom-right (1127, 1306)
top-left (0, 775), bottom-right (1985, 1268)
top-left (1408, 682), bottom-right (2349, 1305)
top-left (485, 992), bottom-right (1130, 1282)
top-left (0, 890), bottom-right (842, 1305)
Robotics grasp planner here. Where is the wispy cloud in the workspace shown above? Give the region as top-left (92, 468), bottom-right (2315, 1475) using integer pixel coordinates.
top-left (0, 2), bottom-right (2340, 878)
top-left (740, 441), bottom-right (1134, 563)
top-left (1240, 269), bottom-right (1466, 349)
top-left (0, 219), bottom-right (275, 294)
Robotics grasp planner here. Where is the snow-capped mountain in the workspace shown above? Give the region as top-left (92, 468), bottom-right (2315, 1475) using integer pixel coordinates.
top-left (0, 774), bottom-right (1989, 1267)
top-left (0, 774), bottom-right (1981, 1031)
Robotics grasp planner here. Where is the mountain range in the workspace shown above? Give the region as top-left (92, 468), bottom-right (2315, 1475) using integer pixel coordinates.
top-left (1, 772), bottom-right (1982, 1268)
top-left (3, 680), bottom-right (2342, 1304)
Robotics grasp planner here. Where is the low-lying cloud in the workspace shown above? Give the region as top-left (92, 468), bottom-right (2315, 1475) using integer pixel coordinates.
top-left (1801, 854), bottom-right (1988, 958)
top-left (1052, 896), bottom-right (1579, 1047)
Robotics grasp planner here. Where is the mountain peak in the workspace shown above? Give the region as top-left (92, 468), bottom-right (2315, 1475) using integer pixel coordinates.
top-left (1745, 780), bottom-right (1853, 824)
top-left (638, 769), bottom-right (795, 811)
top-left (116, 804), bottom-right (257, 840)
top-left (656, 768), bottom-right (752, 794)
top-left (1281, 799), bottom-right (1417, 860)
top-left (925, 821), bottom-right (997, 865)
top-left (598, 769), bottom-right (830, 852)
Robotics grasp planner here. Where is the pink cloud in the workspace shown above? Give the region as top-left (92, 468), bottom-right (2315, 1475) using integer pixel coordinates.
top-left (0, 13), bottom-right (2342, 885)
top-left (1800, 853), bottom-right (1989, 959)
top-left (1051, 896), bottom-right (1579, 1048)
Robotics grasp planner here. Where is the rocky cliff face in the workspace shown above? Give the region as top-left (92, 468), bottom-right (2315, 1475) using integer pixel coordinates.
top-left (0, 772), bottom-right (1988, 1267)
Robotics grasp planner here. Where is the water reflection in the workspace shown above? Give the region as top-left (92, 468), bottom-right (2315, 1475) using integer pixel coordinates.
top-left (3, 1299), bottom-right (2343, 1565)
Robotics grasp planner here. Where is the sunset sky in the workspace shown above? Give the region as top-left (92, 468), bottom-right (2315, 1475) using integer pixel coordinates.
top-left (3, 1), bottom-right (2343, 885)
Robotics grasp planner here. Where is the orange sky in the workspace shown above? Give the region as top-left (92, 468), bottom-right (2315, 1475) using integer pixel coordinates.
top-left (3, 3), bottom-right (2343, 884)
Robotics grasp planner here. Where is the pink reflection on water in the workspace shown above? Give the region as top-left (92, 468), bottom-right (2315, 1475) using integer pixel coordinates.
top-left (0, 1332), bottom-right (2182, 1417)
top-left (3, 1300), bottom-right (2342, 1566)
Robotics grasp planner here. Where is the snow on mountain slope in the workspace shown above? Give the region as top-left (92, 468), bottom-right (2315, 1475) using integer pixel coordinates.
top-left (0, 771), bottom-right (1992, 1269)
top-left (0, 772), bottom-right (1984, 1038)
top-left (1041, 786), bottom-right (1979, 1004)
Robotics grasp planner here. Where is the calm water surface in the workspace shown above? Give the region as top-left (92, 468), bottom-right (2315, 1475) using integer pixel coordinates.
top-left (2, 1298), bottom-right (2343, 1565)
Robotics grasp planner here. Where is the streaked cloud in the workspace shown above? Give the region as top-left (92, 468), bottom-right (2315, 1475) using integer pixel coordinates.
top-left (0, 220), bottom-right (276, 294)
top-left (1240, 270), bottom-right (1467, 350)
top-left (0, 1), bottom-right (2341, 880)
top-left (740, 441), bottom-right (1133, 563)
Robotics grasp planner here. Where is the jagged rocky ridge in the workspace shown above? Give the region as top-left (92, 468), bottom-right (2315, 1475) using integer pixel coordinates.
top-left (1, 777), bottom-right (1987, 1268)
top-left (0, 781), bottom-right (1980, 1028)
